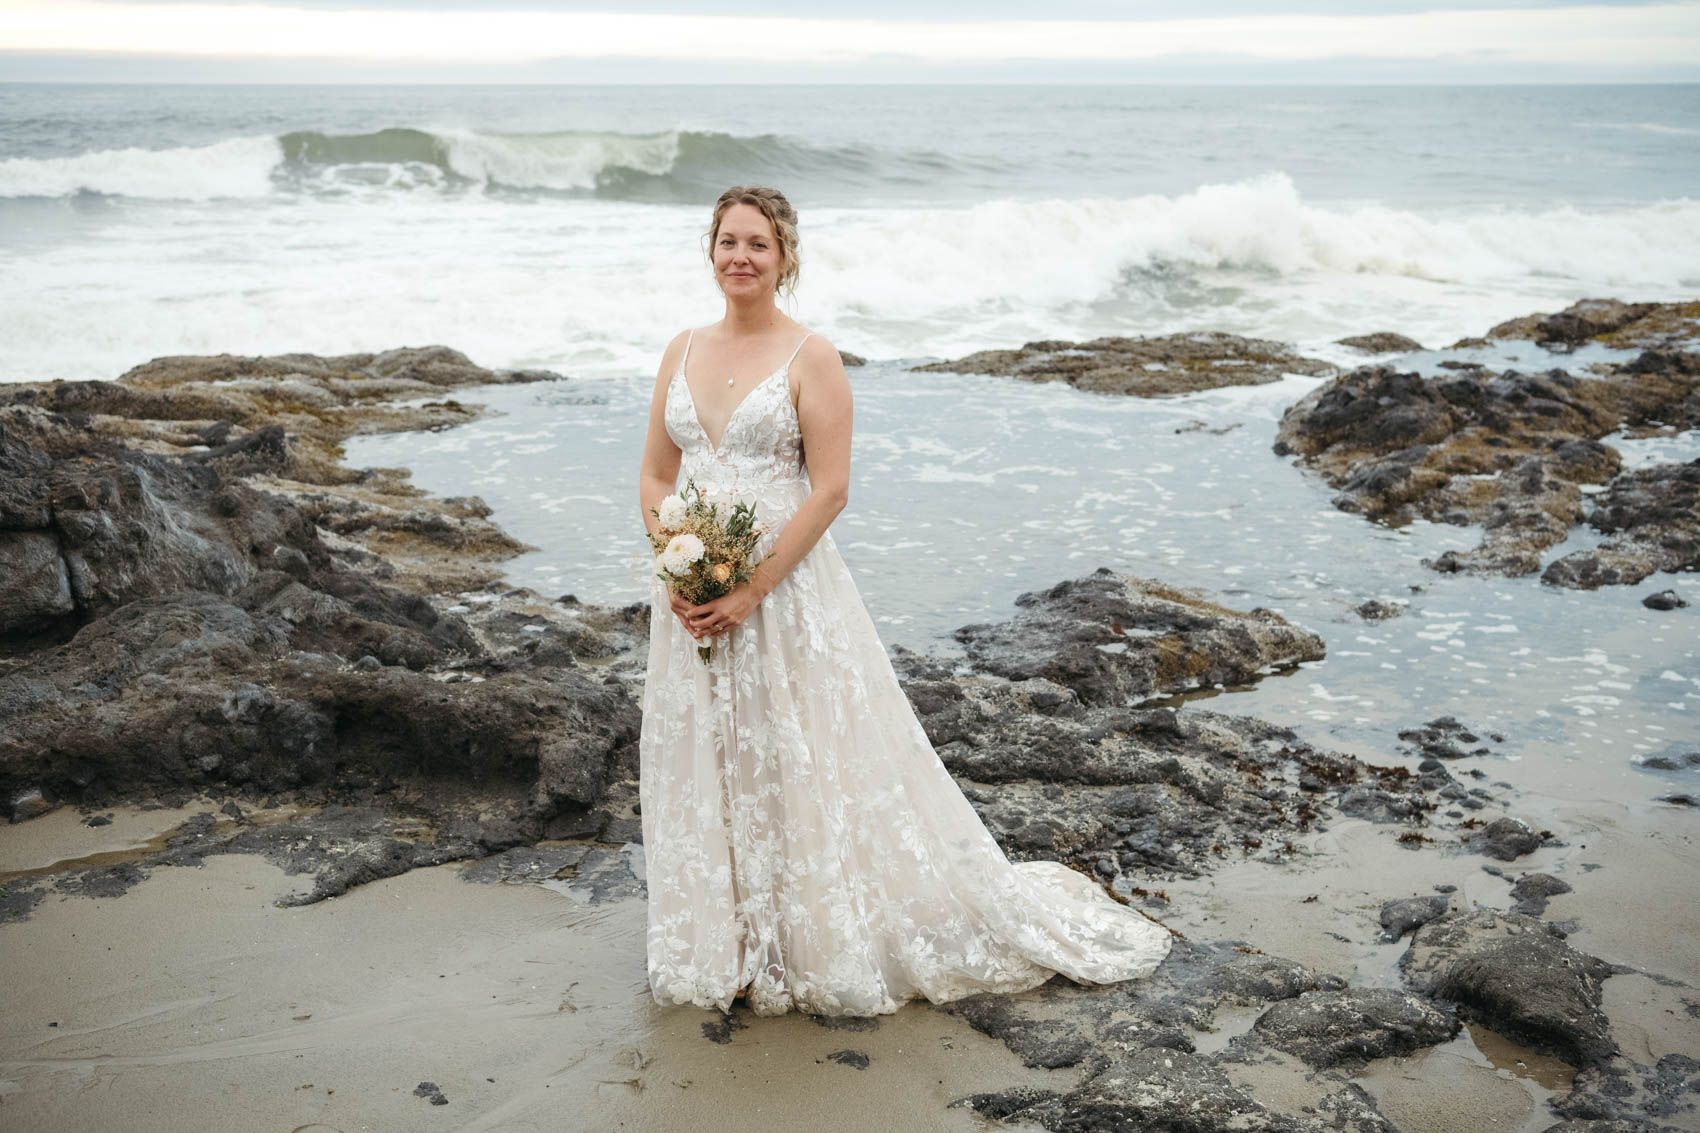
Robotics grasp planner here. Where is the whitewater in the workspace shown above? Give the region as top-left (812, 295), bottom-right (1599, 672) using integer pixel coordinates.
top-left (0, 82), bottom-right (1696, 381)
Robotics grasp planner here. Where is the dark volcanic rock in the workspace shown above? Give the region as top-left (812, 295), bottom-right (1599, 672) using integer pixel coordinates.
top-left (34, 798), bottom-right (521, 908)
top-left (0, 567), bottom-right (640, 821)
top-left (1398, 716), bottom-right (1497, 761)
top-left (952, 568), bottom-right (1325, 709)
top-left (8, 786), bottom-right (54, 823)
top-left (461, 842), bottom-right (644, 905)
top-left (1401, 909), bottom-right (1617, 1067)
top-left (1509, 872), bottom-right (1573, 916)
top-left (1542, 459), bottom-right (1700, 589)
top-left (1335, 784), bottom-right (1427, 824)
top-left (1549, 1053), bottom-right (1700, 1129)
top-left (1473, 816), bottom-right (1547, 861)
top-left (0, 353), bottom-right (646, 865)
top-left (1642, 589), bottom-right (1690, 610)
top-left (1485, 298), bottom-right (1700, 351)
top-left (1641, 751), bottom-right (1700, 772)
top-left (965, 1047), bottom-right (1302, 1132)
top-left (1353, 598), bottom-right (1406, 621)
top-left (1379, 894), bottom-right (1451, 941)
top-left (0, 348), bottom-right (555, 605)
top-left (1251, 987), bottom-right (1458, 1068)
top-left (0, 530), bottom-right (75, 632)
top-left (1543, 1115), bottom-right (1686, 1122)
top-left (898, 653), bottom-right (1433, 877)
top-left (1337, 332), bottom-right (1424, 354)
top-left (950, 942), bottom-right (1367, 1129)
top-left (915, 332), bottom-right (1336, 397)
top-left (1274, 308), bottom-right (1700, 583)
top-left (953, 982), bottom-right (1414, 1133)
top-left (941, 938), bottom-right (1333, 1077)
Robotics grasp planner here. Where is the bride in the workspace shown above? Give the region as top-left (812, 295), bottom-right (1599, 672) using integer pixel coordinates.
top-left (635, 185), bottom-right (1171, 1018)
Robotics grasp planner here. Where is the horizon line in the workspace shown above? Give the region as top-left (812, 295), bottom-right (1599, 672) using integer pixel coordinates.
top-left (5, 76), bottom-right (1699, 85)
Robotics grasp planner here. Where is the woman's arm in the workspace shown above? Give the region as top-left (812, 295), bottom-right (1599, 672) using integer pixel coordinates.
top-left (637, 330), bottom-right (689, 543)
top-left (744, 335), bottom-right (853, 600)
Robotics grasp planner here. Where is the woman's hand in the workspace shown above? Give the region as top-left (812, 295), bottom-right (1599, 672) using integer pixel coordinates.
top-left (683, 584), bottom-right (763, 640)
top-left (666, 588), bottom-right (702, 638)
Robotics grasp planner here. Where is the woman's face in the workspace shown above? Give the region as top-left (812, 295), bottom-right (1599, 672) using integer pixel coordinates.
top-left (712, 203), bottom-right (783, 299)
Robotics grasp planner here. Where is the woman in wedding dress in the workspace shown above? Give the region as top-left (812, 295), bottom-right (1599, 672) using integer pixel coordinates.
top-left (635, 185), bottom-right (1171, 1018)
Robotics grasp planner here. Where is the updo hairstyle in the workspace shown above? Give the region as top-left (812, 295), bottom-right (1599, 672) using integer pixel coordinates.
top-left (705, 185), bottom-right (800, 299)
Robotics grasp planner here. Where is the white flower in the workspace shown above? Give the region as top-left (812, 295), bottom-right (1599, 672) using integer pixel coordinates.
top-left (657, 494), bottom-right (686, 527)
top-left (657, 548), bottom-right (688, 576)
top-left (665, 532), bottom-right (705, 564)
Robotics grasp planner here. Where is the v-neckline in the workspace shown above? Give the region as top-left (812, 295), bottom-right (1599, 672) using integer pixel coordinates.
top-left (676, 361), bottom-right (786, 455)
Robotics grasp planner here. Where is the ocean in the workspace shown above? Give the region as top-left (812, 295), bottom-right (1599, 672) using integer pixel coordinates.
top-left (2, 82), bottom-right (1697, 809)
top-left (1, 82), bottom-right (1697, 381)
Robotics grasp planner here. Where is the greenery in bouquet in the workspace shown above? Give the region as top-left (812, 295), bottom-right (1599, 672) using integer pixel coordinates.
top-left (649, 477), bottom-right (764, 663)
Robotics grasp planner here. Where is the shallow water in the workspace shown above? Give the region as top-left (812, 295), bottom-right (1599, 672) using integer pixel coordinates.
top-left (346, 362), bottom-right (1700, 812)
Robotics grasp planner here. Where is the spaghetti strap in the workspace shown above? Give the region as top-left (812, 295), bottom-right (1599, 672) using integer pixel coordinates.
top-left (783, 332), bottom-right (813, 370)
top-left (680, 327), bottom-right (695, 374)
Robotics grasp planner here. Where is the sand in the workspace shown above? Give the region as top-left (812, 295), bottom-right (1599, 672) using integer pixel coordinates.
top-left (0, 801), bottom-right (1070, 1133)
top-left (3, 792), bottom-right (1696, 1132)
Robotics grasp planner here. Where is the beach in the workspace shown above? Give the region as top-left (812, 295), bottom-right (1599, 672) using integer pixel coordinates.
top-left (1, 82), bottom-right (1698, 1131)
top-left (4, 794), bottom-right (1691, 1132)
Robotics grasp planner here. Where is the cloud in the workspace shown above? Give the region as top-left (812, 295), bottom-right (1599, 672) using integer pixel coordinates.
top-left (1, 0), bottom-right (1696, 75)
top-left (36, 0), bottom-right (1684, 12)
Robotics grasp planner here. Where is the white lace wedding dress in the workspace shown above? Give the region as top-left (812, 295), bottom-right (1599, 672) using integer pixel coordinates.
top-left (639, 330), bottom-right (1172, 1017)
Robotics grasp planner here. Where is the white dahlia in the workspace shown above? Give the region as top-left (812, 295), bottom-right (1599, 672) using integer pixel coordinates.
top-left (657, 494), bottom-right (686, 527)
top-left (666, 532), bottom-right (705, 563)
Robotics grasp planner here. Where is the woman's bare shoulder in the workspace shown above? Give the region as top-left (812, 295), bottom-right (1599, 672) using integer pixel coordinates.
top-left (789, 332), bottom-right (851, 412)
top-left (795, 330), bottom-right (847, 373)
top-left (655, 327), bottom-right (696, 376)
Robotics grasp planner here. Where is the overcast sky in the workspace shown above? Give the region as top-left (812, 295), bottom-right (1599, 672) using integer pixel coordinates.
top-left (3, 0), bottom-right (1697, 82)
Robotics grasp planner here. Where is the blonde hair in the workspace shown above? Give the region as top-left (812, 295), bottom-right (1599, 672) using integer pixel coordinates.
top-left (705, 185), bottom-right (800, 299)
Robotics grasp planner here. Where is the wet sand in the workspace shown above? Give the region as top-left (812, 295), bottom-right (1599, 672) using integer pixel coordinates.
top-left (4, 795), bottom-right (1695, 1132)
top-left (1159, 804), bottom-right (1700, 1133)
top-left (0, 800), bottom-right (1070, 1133)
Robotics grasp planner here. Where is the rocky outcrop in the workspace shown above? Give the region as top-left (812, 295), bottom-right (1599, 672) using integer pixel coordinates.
top-left (1337, 332), bottom-right (1424, 354)
top-left (0, 346), bottom-right (553, 622)
top-left (1509, 873), bottom-right (1573, 917)
top-left (1353, 598), bottom-right (1406, 621)
top-left (0, 345), bottom-right (557, 484)
top-left (1541, 459), bottom-right (1700, 588)
top-left (948, 941), bottom-right (1423, 1132)
top-left (1397, 715), bottom-right (1502, 760)
top-left (1275, 305), bottom-right (1700, 583)
top-left (1549, 1054), bottom-right (1700, 1129)
top-left (896, 664), bottom-right (1439, 878)
top-left (967, 1047), bottom-right (1303, 1132)
top-left (1251, 987), bottom-right (1458, 1068)
top-left (951, 568), bottom-right (1326, 709)
top-left (1482, 298), bottom-right (1700, 352)
top-left (1379, 894), bottom-right (1451, 941)
top-left (915, 332), bottom-right (1336, 396)
top-left (0, 583), bottom-right (642, 810)
top-left (1401, 909), bottom-right (1618, 1067)
top-left (1470, 815), bottom-right (1550, 861)
top-left (0, 350), bottom-right (652, 885)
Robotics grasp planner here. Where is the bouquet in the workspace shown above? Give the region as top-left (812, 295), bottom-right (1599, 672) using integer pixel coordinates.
top-left (649, 477), bottom-right (764, 665)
